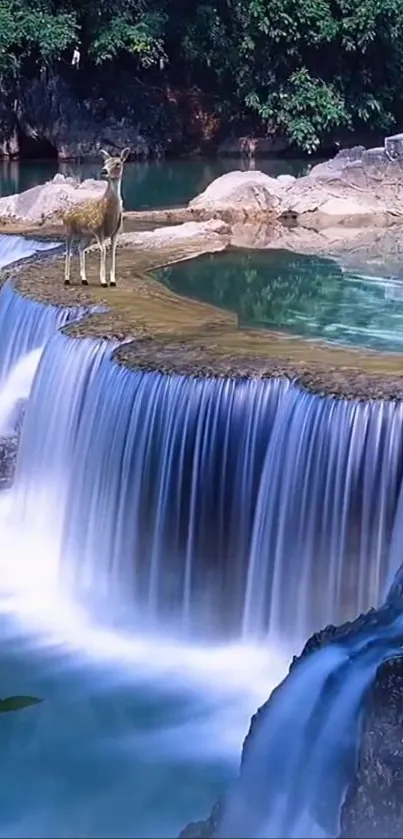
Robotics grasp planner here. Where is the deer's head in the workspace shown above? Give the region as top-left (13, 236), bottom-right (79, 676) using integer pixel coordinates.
top-left (100, 148), bottom-right (130, 180)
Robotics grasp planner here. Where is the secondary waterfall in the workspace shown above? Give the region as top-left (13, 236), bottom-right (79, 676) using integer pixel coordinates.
top-left (1, 279), bottom-right (403, 640)
top-left (219, 605), bottom-right (403, 838)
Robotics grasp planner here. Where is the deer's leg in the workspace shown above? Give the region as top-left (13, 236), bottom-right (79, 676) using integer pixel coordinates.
top-left (79, 242), bottom-right (88, 286)
top-left (109, 233), bottom-right (118, 287)
top-left (99, 239), bottom-right (107, 287)
top-left (64, 236), bottom-right (72, 286)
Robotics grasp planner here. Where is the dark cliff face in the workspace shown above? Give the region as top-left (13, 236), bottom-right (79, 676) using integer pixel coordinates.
top-left (178, 605), bottom-right (403, 839)
top-left (340, 655), bottom-right (403, 839)
top-left (0, 71), bottom-right (221, 162)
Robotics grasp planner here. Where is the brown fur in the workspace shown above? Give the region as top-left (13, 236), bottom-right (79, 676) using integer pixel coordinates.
top-left (62, 147), bottom-right (130, 287)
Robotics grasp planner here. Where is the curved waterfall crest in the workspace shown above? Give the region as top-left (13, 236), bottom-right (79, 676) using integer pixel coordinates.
top-left (0, 278), bottom-right (402, 639)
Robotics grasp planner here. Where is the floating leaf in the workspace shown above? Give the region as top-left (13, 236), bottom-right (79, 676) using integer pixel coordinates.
top-left (0, 695), bottom-right (42, 713)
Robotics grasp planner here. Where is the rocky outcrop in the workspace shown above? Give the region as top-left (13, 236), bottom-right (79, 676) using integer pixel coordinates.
top-left (0, 73), bottom-right (220, 161)
top-left (0, 174), bottom-right (105, 224)
top-left (118, 219), bottom-right (230, 254)
top-left (191, 140), bottom-right (403, 226)
top-left (217, 135), bottom-right (291, 157)
top-left (179, 602), bottom-right (403, 839)
top-left (340, 656), bottom-right (403, 838)
top-left (0, 434), bottom-right (19, 489)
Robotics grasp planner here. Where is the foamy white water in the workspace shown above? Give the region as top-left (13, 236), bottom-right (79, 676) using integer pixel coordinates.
top-left (0, 348), bottom-right (42, 435)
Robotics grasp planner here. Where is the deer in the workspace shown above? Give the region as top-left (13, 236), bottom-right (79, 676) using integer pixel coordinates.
top-left (62, 147), bottom-right (130, 288)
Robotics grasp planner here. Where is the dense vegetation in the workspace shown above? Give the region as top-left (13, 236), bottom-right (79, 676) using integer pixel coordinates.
top-left (1, 0), bottom-right (403, 151)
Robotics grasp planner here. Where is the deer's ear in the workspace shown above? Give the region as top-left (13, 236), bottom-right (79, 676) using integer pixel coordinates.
top-left (100, 149), bottom-right (110, 161)
top-left (120, 147), bottom-right (130, 162)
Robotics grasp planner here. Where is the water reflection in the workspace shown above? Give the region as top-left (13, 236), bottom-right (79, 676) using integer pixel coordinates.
top-left (159, 250), bottom-right (403, 352)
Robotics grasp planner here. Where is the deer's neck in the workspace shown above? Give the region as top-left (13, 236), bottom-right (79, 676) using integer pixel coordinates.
top-left (106, 176), bottom-right (123, 207)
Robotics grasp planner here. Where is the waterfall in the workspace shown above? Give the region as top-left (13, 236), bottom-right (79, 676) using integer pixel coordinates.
top-left (219, 607), bottom-right (403, 838)
top-left (2, 283), bottom-right (403, 639)
top-left (0, 281), bottom-right (87, 387)
top-left (243, 388), bottom-right (403, 640)
top-left (8, 331), bottom-right (284, 633)
top-left (0, 232), bottom-right (94, 434)
top-left (0, 233), bottom-right (57, 271)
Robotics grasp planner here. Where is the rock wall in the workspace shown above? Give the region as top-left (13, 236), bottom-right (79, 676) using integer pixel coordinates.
top-left (0, 72), bottom-right (220, 161)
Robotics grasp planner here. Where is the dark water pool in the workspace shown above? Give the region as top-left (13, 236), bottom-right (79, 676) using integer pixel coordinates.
top-left (159, 250), bottom-right (403, 352)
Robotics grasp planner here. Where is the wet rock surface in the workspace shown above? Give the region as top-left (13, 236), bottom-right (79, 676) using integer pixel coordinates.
top-left (0, 434), bottom-right (19, 489)
top-left (340, 656), bottom-right (403, 838)
top-left (179, 603), bottom-right (403, 839)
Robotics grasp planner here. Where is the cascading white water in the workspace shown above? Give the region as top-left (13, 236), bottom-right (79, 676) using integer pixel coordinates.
top-left (0, 234), bottom-right (92, 436)
top-left (0, 348), bottom-right (42, 435)
top-left (0, 239), bottom-right (282, 839)
top-left (219, 606), bottom-right (403, 839)
top-left (1, 282), bottom-right (403, 642)
top-left (0, 280), bottom-right (88, 387)
top-left (0, 233), bottom-right (57, 271)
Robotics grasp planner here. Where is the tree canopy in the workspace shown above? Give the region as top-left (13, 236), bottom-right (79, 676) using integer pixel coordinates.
top-left (1, 0), bottom-right (403, 152)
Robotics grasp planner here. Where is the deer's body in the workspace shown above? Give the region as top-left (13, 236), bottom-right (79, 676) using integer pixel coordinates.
top-left (62, 147), bottom-right (130, 288)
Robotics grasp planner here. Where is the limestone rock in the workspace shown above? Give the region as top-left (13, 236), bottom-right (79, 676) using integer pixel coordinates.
top-left (188, 170), bottom-right (283, 217)
top-left (119, 219), bottom-right (230, 257)
top-left (385, 132), bottom-right (403, 160)
top-left (0, 175), bottom-right (105, 224)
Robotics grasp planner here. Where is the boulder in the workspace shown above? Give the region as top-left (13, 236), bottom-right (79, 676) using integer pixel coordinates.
top-left (0, 174), bottom-right (105, 224)
top-left (190, 143), bottom-right (403, 225)
top-left (188, 170), bottom-right (284, 218)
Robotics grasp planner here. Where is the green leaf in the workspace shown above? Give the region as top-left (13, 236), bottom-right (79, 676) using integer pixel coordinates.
top-left (0, 695), bottom-right (42, 713)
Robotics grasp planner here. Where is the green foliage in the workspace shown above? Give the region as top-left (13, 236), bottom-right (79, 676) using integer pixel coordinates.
top-left (0, 695), bottom-right (42, 712)
top-left (0, 1), bottom-right (76, 79)
top-left (3, 0), bottom-right (403, 151)
top-left (172, 0), bottom-right (403, 150)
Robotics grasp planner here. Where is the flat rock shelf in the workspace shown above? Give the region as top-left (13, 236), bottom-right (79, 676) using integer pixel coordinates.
top-left (5, 244), bottom-right (403, 401)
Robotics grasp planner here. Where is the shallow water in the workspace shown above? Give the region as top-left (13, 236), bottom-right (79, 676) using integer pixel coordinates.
top-left (159, 250), bottom-right (403, 352)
